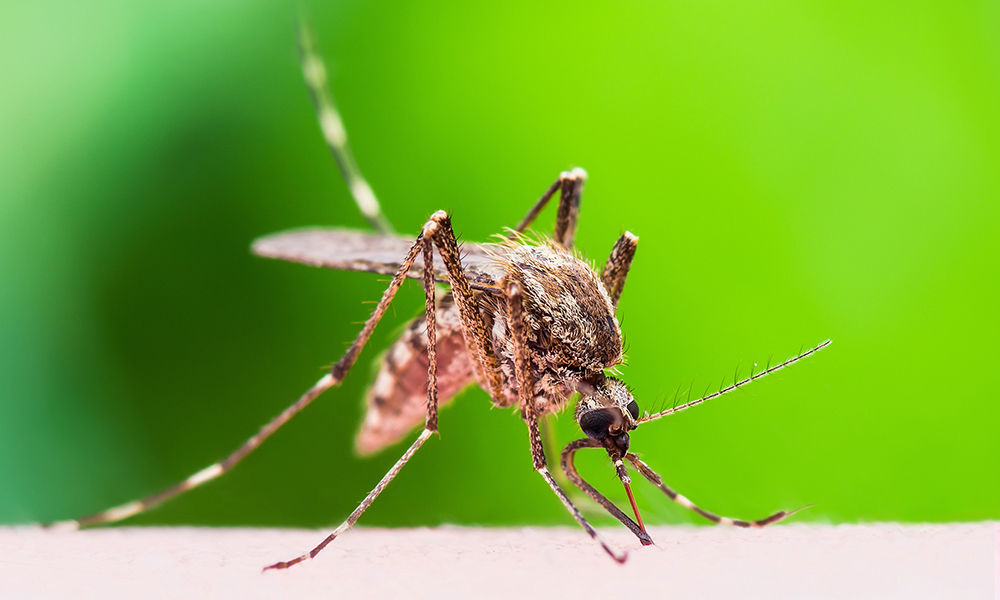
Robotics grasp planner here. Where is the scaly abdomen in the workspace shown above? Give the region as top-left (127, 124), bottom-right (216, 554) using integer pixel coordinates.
top-left (356, 298), bottom-right (476, 455)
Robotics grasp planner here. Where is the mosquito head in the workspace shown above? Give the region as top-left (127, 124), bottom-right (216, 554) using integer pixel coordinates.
top-left (574, 376), bottom-right (639, 461)
top-left (573, 375), bottom-right (647, 534)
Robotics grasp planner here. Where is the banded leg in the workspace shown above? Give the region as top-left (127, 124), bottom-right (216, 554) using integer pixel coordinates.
top-left (428, 213), bottom-right (506, 405)
top-left (506, 281), bottom-right (627, 563)
top-left (510, 168), bottom-right (587, 249)
top-left (540, 414), bottom-right (583, 493)
top-left (297, 22), bottom-right (394, 234)
top-left (49, 219), bottom-right (434, 531)
top-left (560, 438), bottom-right (653, 545)
top-left (600, 231), bottom-right (638, 308)
top-left (538, 414), bottom-right (603, 516)
top-left (264, 228), bottom-right (444, 571)
top-left (625, 454), bottom-right (805, 528)
top-left (264, 429), bottom-right (434, 571)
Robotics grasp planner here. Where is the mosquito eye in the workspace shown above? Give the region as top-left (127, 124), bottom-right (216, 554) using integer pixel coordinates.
top-left (579, 408), bottom-right (617, 440)
top-left (626, 400), bottom-right (639, 420)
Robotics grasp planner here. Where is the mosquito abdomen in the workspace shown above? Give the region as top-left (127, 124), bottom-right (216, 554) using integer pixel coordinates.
top-left (356, 299), bottom-right (476, 455)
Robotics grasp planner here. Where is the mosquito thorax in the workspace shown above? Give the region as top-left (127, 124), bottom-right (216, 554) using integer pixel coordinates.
top-left (488, 242), bottom-right (625, 409)
top-left (574, 376), bottom-right (639, 459)
top-left (506, 244), bottom-right (622, 368)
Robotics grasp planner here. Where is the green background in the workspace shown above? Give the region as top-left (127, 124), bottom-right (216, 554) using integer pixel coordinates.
top-left (2, 1), bottom-right (997, 529)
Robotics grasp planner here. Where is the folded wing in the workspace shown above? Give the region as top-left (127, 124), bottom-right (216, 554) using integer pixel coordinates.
top-left (252, 228), bottom-right (503, 291)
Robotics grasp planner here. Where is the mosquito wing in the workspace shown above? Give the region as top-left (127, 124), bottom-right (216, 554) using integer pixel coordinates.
top-left (252, 228), bottom-right (503, 291)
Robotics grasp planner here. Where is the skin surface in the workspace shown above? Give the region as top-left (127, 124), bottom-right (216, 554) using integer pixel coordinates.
top-left (3, 524), bottom-right (993, 599)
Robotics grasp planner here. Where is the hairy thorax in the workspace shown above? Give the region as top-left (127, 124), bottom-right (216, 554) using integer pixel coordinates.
top-left (357, 241), bottom-right (623, 454)
top-left (487, 243), bottom-right (623, 412)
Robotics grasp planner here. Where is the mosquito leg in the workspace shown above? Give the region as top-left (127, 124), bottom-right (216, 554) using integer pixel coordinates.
top-left (49, 219), bottom-right (436, 531)
top-left (511, 178), bottom-right (560, 235)
top-left (625, 453), bottom-right (804, 528)
top-left (536, 463), bottom-right (627, 563)
top-left (510, 168), bottom-right (587, 249)
top-left (263, 230), bottom-right (444, 571)
top-left (47, 374), bottom-right (338, 531)
top-left (505, 280), bottom-right (544, 467)
top-left (540, 415), bottom-right (612, 519)
top-left (428, 212), bottom-right (507, 405)
top-left (600, 231), bottom-right (638, 308)
top-left (540, 413), bottom-right (568, 483)
top-left (505, 280), bottom-right (627, 563)
top-left (420, 234), bottom-right (440, 433)
top-left (560, 438), bottom-right (653, 545)
top-left (262, 428), bottom-right (435, 571)
top-left (297, 21), bottom-right (394, 235)
top-left (553, 169), bottom-right (585, 248)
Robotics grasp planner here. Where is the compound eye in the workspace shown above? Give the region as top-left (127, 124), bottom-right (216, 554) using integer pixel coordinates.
top-left (579, 408), bottom-right (618, 440)
top-left (626, 400), bottom-right (640, 420)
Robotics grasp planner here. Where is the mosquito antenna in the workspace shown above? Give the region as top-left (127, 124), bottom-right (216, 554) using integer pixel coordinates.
top-left (669, 382), bottom-right (682, 413)
top-left (297, 20), bottom-right (395, 235)
top-left (637, 339), bottom-right (832, 424)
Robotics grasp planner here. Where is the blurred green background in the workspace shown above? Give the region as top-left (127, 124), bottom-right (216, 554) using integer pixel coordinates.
top-left (2, 0), bottom-right (998, 530)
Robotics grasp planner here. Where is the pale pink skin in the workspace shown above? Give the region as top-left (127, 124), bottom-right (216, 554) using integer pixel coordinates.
top-left (5, 524), bottom-right (992, 598)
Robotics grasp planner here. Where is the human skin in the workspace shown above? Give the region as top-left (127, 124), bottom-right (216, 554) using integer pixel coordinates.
top-left (2, 523), bottom-right (993, 599)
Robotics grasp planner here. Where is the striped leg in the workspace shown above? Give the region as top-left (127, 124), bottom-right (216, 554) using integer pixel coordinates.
top-left (263, 221), bottom-right (444, 571)
top-left (263, 429), bottom-right (435, 571)
top-left (624, 454), bottom-right (807, 528)
top-left (429, 213), bottom-right (506, 405)
top-left (48, 218), bottom-right (437, 531)
top-left (560, 438), bottom-right (653, 545)
top-left (48, 374), bottom-right (337, 531)
top-left (297, 21), bottom-right (394, 235)
top-left (600, 231), bottom-right (638, 309)
top-left (507, 281), bottom-right (627, 563)
top-left (510, 168), bottom-right (587, 249)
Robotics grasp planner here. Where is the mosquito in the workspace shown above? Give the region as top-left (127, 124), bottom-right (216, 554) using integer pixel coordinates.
top-left (47, 24), bottom-right (832, 570)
